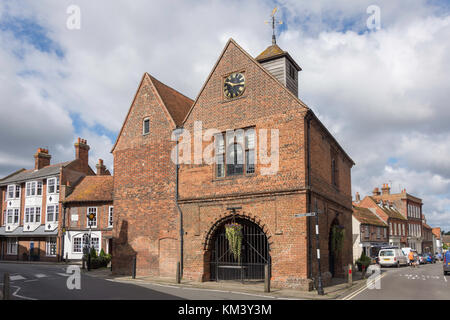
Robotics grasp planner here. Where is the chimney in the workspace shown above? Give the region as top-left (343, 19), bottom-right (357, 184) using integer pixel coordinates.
top-left (74, 138), bottom-right (90, 174)
top-left (355, 192), bottom-right (361, 202)
top-left (381, 183), bottom-right (390, 195)
top-left (34, 148), bottom-right (51, 170)
top-left (96, 159), bottom-right (108, 176)
top-left (372, 187), bottom-right (381, 196)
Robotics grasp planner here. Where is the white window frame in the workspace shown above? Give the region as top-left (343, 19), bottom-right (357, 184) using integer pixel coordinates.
top-left (24, 206), bottom-right (41, 224)
top-left (7, 237), bottom-right (18, 255)
top-left (87, 207), bottom-right (97, 228)
top-left (73, 236), bottom-right (82, 253)
top-left (47, 177), bottom-right (60, 195)
top-left (46, 237), bottom-right (57, 256)
top-left (108, 206), bottom-right (113, 228)
top-left (7, 184), bottom-right (20, 199)
top-left (46, 204), bottom-right (59, 223)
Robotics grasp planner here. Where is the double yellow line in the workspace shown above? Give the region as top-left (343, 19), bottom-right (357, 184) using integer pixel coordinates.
top-left (340, 272), bottom-right (387, 300)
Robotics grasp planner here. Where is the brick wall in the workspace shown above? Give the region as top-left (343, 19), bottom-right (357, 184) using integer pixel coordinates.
top-left (112, 74), bottom-right (179, 277)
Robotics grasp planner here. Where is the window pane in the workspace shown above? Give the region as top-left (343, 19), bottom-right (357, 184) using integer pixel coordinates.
top-left (47, 206), bottom-right (54, 222)
top-left (246, 150), bottom-right (255, 174)
top-left (143, 119), bottom-right (150, 134)
top-left (37, 182), bottom-right (42, 195)
top-left (245, 129), bottom-right (255, 149)
top-left (15, 185), bottom-right (20, 198)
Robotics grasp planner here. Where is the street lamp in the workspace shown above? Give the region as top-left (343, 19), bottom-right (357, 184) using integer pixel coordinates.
top-left (86, 211), bottom-right (96, 271)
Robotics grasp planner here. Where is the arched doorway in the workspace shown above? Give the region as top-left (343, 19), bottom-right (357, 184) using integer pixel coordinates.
top-left (209, 217), bottom-right (270, 282)
top-left (328, 218), bottom-right (343, 277)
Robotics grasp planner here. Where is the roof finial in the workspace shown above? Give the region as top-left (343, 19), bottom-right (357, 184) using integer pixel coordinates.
top-left (265, 7), bottom-right (283, 45)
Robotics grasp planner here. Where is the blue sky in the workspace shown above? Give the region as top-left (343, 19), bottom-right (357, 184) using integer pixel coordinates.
top-left (0, 0), bottom-right (449, 230)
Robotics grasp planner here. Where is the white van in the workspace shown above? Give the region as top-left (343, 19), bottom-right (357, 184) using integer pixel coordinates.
top-left (378, 248), bottom-right (408, 267)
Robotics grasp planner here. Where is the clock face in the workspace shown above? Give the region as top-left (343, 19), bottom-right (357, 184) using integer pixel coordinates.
top-left (224, 72), bottom-right (245, 99)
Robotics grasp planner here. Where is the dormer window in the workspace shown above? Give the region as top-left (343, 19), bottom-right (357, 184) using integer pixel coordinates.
top-left (143, 118), bottom-right (150, 135)
top-left (7, 185), bottom-right (20, 199)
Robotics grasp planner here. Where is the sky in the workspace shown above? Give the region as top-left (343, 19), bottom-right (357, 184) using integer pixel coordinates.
top-left (0, 0), bottom-right (449, 230)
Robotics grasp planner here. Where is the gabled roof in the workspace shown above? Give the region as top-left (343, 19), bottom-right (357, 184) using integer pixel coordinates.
top-left (111, 73), bottom-right (193, 153)
top-left (368, 196), bottom-right (407, 221)
top-left (255, 44), bottom-right (302, 71)
top-left (181, 38), bottom-right (309, 125)
top-left (147, 75), bottom-right (193, 126)
top-left (64, 175), bottom-right (113, 203)
top-left (353, 206), bottom-right (387, 227)
top-left (0, 162), bottom-right (72, 186)
top-left (432, 228), bottom-right (441, 239)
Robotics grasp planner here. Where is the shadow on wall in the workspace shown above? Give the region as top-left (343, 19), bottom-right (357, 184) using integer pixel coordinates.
top-left (112, 220), bottom-right (137, 276)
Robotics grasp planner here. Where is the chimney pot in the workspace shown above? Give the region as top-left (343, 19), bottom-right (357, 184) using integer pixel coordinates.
top-left (34, 147), bottom-right (51, 170)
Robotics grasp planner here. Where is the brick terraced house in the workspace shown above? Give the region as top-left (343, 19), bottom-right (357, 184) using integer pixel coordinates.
top-left (61, 159), bottom-right (113, 260)
top-left (370, 184), bottom-right (424, 252)
top-left (0, 138), bottom-right (94, 261)
top-left (112, 38), bottom-right (354, 290)
top-left (356, 193), bottom-right (408, 248)
top-left (352, 205), bottom-right (388, 262)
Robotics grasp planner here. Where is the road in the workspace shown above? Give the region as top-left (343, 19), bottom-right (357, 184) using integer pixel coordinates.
top-left (343, 261), bottom-right (450, 300)
top-left (0, 263), bottom-right (282, 300)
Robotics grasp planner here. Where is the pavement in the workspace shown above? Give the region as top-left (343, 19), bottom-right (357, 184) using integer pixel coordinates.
top-left (81, 267), bottom-right (370, 300)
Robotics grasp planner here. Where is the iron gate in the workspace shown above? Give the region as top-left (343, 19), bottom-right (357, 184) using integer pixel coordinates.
top-left (210, 218), bottom-right (270, 282)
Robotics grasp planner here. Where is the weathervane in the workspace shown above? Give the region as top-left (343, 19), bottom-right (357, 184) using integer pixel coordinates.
top-left (265, 7), bottom-right (283, 45)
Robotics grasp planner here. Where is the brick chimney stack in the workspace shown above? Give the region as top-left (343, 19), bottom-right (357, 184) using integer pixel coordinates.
top-left (96, 159), bottom-right (108, 176)
top-left (34, 148), bottom-right (51, 170)
top-left (74, 138), bottom-right (90, 174)
top-left (372, 187), bottom-right (381, 196)
top-left (381, 183), bottom-right (390, 195)
top-left (355, 192), bottom-right (361, 202)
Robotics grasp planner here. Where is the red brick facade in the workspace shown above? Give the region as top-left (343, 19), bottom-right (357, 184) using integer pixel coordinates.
top-left (111, 39), bottom-right (354, 290)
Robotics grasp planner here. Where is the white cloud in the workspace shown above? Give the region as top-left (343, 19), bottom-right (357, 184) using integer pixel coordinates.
top-left (0, 0), bottom-right (449, 229)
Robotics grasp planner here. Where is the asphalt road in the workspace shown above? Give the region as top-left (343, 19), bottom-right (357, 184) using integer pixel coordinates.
top-left (344, 261), bottom-right (450, 300)
top-left (0, 263), bottom-right (280, 300)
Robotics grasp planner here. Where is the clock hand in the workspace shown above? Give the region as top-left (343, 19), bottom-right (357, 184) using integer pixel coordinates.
top-left (225, 82), bottom-right (243, 87)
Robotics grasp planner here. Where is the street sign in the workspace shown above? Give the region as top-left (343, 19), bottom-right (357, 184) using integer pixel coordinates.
top-left (294, 212), bottom-right (317, 217)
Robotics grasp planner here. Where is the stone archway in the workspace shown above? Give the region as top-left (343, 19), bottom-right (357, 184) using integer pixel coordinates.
top-left (204, 215), bottom-right (271, 282)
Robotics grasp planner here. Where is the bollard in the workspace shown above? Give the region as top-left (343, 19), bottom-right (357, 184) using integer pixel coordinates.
top-left (65, 253), bottom-right (68, 264)
top-left (361, 265), bottom-right (366, 279)
top-left (264, 264), bottom-right (270, 293)
top-left (87, 253), bottom-right (91, 271)
top-left (3, 273), bottom-right (10, 300)
top-left (82, 257), bottom-right (86, 270)
top-left (176, 262), bottom-right (181, 284)
top-left (348, 264), bottom-right (353, 286)
top-left (132, 256), bottom-right (136, 279)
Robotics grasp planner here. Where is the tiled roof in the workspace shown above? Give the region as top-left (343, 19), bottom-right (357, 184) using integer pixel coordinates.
top-left (255, 44), bottom-right (302, 71)
top-left (423, 223), bottom-right (432, 230)
top-left (353, 206), bottom-right (387, 227)
top-left (64, 175), bottom-right (113, 203)
top-left (0, 161), bottom-right (72, 186)
top-left (148, 75), bottom-right (194, 126)
top-left (368, 196), bottom-right (407, 220)
top-left (432, 228), bottom-right (441, 239)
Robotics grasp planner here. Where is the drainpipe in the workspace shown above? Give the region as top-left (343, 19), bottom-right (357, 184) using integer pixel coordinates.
top-left (61, 204), bottom-right (66, 262)
top-left (174, 127), bottom-right (184, 278)
top-left (306, 112), bottom-right (313, 281)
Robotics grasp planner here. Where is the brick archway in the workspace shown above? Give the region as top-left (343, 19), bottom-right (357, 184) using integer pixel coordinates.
top-left (203, 212), bottom-right (273, 251)
top-left (202, 213), bottom-right (272, 282)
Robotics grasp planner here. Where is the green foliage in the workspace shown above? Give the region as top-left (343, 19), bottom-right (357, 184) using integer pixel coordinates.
top-left (90, 247), bottom-right (98, 259)
top-left (444, 243), bottom-right (449, 250)
top-left (331, 225), bottom-right (345, 254)
top-left (356, 252), bottom-right (372, 271)
top-left (225, 223), bottom-right (243, 261)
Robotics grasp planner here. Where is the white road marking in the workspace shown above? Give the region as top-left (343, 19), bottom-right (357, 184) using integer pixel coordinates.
top-left (341, 273), bottom-right (386, 300)
top-left (12, 285), bottom-right (37, 300)
top-left (10, 275), bottom-right (26, 281)
top-left (34, 274), bottom-right (47, 278)
top-left (56, 273), bottom-right (70, 277)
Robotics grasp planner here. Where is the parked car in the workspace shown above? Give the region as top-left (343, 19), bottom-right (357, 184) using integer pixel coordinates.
top-left (444, 251), bottom-right (450, 275)
top-left (418, 254), bottom-right (429, 264)
top-left (425, 253), bottom-right (436, 263)
top-left (378, 248), bottom-right (408, 267)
